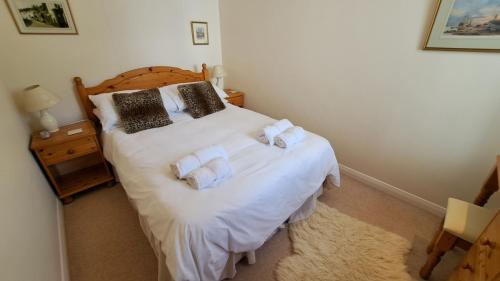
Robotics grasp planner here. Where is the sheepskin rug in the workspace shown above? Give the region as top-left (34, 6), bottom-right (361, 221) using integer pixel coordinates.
top-left (275, 202), bottom-right (413, 281)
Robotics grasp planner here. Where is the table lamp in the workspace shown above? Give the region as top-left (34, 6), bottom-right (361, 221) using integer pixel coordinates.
top-left (23, 85), bottom-right (61, 132)
top-left (212, 65), bottom-right (227, 87)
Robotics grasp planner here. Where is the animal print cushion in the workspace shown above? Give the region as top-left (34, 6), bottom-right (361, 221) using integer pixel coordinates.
top-left (112, 88), bottom-right (172, 134)
top-left (178, 82), bottom-right (226, 118)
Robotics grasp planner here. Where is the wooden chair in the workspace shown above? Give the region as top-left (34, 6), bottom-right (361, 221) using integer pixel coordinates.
top-left (419, 156), bottom-right (500, 280)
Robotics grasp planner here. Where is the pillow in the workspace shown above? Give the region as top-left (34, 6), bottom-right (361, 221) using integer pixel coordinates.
top-left (213, 84), bottom-right (229, 99)
top-left (89, 88), bottom-right (177, 132)
top-left (177, 82), bottom-right (226, 119)
top-left (112, 88), bottom-right (172, 134)
top-left (162, 81), bottom-right (228, 111)
top-left (92, 108), bottom-right (104, 123)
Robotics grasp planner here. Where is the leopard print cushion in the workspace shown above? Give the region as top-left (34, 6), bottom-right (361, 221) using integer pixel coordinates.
top-left (112, 88), bottom-right (172, 134)
top-left (178, 82), bottom-right (226, 118)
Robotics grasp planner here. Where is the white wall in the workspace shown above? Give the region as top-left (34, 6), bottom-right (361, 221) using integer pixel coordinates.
top-left (0, 79), bottom-right (67, 281)
top-left (0, 0), bottom-right (222, 125)
top-left (220, 0), bottom-right (500, 208)
top-left (0, 1), bottom-right (221, 280)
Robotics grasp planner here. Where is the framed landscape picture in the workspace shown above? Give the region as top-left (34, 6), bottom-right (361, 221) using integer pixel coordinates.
top-left (191, 21), bottom-right (209, 45)
top-left (425, 0), bottom-right (500, 52)
top-left (5, 0), bottom-right (77, 34)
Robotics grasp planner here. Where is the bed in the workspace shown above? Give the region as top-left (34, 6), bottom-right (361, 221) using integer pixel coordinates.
top-left (74, 64), bottom-right (340, 281)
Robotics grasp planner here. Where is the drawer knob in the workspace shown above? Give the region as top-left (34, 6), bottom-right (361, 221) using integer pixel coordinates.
top-left (461, 263), bottom-right (474, 272)
top-left (480, 237), bottom-right (496, 249)
top-left (67, 149), bottom-right (76, 155)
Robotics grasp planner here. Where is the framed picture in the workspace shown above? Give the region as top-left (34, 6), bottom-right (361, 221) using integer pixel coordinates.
top-left (191, 21), bottom-right (209, 45)
top-left (5, 0), bottom-right (77, 34)
top-left (424, 0), bottom-right (500, 52)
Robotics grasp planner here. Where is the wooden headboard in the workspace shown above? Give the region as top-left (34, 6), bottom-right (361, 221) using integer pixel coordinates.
top-left (74, 64), bottom-right (209, 122)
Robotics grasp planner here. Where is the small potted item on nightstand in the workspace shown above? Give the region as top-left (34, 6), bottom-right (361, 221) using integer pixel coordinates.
top-left (224, 89), bottom-right (245, 108)
top-left (30, 120), bottom-right (114, 204)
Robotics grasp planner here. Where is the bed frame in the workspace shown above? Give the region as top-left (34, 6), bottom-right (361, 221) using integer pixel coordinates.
top-left (73, 63), bottom-right (260, 280)
top-left (74, 64), bottom-right (209, 122)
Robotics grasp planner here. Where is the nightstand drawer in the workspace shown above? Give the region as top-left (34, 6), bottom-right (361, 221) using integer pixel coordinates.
top-left (480, 218), bottom-right (499, 281)
top-left (38, 137), bottom-right (98, 165)
top-left (226, 95), bottom-right (244, 107)
top-left (448, 213), bottom-right (500, 281)
top-left (224, 89), bottom-right (245, 108)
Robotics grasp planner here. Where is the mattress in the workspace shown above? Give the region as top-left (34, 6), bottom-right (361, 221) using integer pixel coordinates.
top-left (102, 104), bottom-right (340, 280)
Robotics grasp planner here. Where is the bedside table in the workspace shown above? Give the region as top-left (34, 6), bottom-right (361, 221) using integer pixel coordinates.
top-left (224, 89), bottom-right (245, 107)
top-left (30, 120), bottom-right (114, 204)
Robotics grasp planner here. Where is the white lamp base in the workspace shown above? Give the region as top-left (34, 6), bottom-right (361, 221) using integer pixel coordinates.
top-left (39, 109), bottom-right (59, 132)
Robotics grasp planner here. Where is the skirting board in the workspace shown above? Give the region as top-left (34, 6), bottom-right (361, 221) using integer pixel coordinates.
top-left (56, 199), bottom-right (70, 281)
top-left (340, 164), bottom-right (446, 216)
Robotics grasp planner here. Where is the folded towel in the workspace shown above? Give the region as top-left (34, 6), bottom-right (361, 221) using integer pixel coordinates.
top-left (257, 134), bottom-right (269, 144)
top-left (259, 119), bottom-right (293, 145)
top-left (262, 125), bottom-right (281, 145)
top-left (171, 145), bottom-right (228, 179)
top-left (274, 119), bottom-right (294, 132)
top-left (193, 145), bottom-right (228, 164)
top-left (186, 167), bottom-right (217, 190)
top-left (205, 157), bottom-right (232, 184)
top-left (275, 126), bottom-right (306, 148)
top-left (170, 154), bottom-right (201, 179)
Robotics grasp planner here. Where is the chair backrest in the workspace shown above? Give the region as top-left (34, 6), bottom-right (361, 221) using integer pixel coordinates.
top-left (473, 155), bottom-right (500, 206)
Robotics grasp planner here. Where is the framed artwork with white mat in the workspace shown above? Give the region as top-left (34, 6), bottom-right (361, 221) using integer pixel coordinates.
top-left (191, 21), bottom-right (209, 45)
top-left (424, 0), bottom-right (500, 52)
top-left (5, 0), bottom-right (77, 34)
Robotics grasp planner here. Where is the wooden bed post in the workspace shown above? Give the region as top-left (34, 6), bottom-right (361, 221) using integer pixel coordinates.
top-left (202, 63), bottom-right (209, 81)
top-left (74, 77), bottom-right (96, 123)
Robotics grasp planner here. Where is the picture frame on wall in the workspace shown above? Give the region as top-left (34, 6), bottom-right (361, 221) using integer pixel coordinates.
top-left (5, 0), bottom-right (77, 34)
top-left (424, 0), bottom-right (500, 52)
top-left (191, 21), bottom-right (209, 45)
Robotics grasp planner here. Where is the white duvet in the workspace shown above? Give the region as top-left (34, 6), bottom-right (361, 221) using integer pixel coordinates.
top-left (103, 105), bottom-right (340, 281)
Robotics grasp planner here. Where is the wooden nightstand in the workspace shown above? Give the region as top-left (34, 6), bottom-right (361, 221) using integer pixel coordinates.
top-left (30, 120), bottom-right (114, 204)
top-left (224, 89), bottom-right (245, 107)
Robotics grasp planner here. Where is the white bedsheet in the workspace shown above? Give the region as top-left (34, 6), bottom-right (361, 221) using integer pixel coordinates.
top-left (102, 105), bottom-right (340, 281)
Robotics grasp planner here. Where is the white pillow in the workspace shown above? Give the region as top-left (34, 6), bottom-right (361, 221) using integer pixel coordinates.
top-left (212, 82), bottom-right (230, 99)
top-left (89, 90), bottom-right (128, 132)
top-left (163, 81), bottom-right (229, 111)
top-left (88, 89), bottom-right (178, 132)
top-left (92, 107), bottom-right (118, 130)
top-left (92, 108), bottom-right (103, 121)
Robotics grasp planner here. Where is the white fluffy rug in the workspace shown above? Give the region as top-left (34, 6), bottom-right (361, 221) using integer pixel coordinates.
top-left (275, 202), bottom-right (413, 281)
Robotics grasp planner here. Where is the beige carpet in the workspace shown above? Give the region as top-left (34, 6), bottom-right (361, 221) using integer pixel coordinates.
top-left (276, 202), bottom-right (412, 281)
top-left (64, 174), bottom-right (464, 281)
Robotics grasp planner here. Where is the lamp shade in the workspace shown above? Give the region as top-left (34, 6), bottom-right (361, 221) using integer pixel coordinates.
top-left (212, 65), bottom-right (227, 78)
top-left (23, 85), bottom-right (61, 113)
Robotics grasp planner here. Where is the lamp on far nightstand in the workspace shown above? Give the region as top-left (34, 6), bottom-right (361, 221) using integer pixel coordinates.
top-left (212, 65), bottom-right (227, 87)
top-left (23, 85), bottom-right (61, 132)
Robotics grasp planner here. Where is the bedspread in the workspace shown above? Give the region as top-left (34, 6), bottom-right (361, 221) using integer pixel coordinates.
top-left (102, 105), bottom-right (340, 280)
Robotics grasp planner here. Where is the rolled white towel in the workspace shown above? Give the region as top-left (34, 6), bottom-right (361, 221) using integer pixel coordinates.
top-left (170, 154), bottom-right (201, 179)
top-left (186, 167), bottom-right (217, 190)
top-left (262, 125), bottom-right (280, 146)
top-left (274, 119), bottom-right (293, 132)
top-left (193, 145), bottom-right (228, 164)
top-left (171, 145), bottom-right (228, 179)
top-left (205, 157), bottom-right (232, 184)
top-left (257, 134), bottom-right (269, 144)
top-left (259, 119), bottom-right (293, 145)
top-left (275, 126), bottom-right (306, 148)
